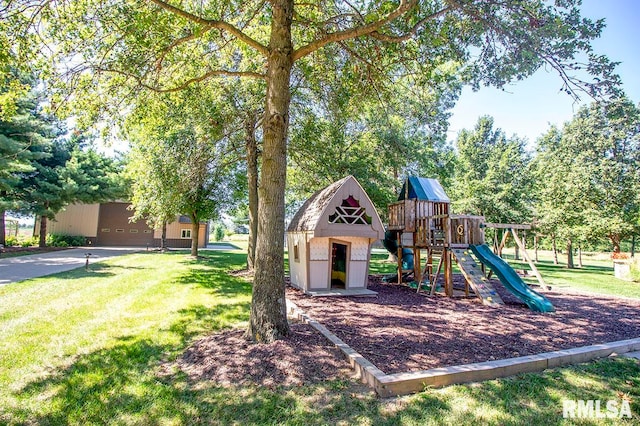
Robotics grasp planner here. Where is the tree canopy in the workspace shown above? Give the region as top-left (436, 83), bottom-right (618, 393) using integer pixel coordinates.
top-left (533, 98), bottom-right (640, 256)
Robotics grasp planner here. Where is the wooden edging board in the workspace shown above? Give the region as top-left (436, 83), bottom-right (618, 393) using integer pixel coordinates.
top-left (286, 298), bottom-right (640, 398)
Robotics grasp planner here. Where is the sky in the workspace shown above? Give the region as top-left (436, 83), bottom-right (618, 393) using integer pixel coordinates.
top-left (447, 0), bottom-right (640, 146)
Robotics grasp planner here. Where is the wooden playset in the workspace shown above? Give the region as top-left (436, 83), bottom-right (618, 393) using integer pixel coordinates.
top-left (387, 177), bottom-right (553, 312)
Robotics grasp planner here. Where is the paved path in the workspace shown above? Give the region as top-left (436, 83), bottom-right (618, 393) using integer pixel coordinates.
top-left (0, 247), bottom-right (142, 285)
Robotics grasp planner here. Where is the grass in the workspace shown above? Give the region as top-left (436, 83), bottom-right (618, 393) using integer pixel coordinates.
top-left (1, 249), bottom-right (639, 424)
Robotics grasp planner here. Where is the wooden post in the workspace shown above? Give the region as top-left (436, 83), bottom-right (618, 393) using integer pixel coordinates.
top-left (534, 234), bottom-right (539, 263)
top-left (511, 230), bottom-right (547, 289)
top-left (414, 247), bottom-right (421, 286)
top-left (444, 248), bottom-right (453, 297)
top-left (397, 232), bottom-right (403, 285)
top-left (430, 250), bottom-right (444, 296)
top-left (498, 230), bottom-right (509, 257)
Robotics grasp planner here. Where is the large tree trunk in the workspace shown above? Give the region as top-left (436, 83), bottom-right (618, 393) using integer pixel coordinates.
top-left (632, 234), bottom-right (636, 258)
top-left (39, 215), bottom-right (47, 247)
top-left (566, 239), bottom-right (574, 269)
top-left (245, 112), bottom-right (259, 271)
top-left (0, 208), bottom-right (6, 246)
top-left (190, 214), bottom-right (199, 257)
top-left (552, 235), bottom-right (558, 265)
top-left (247, 0), bottom-right (292, 343)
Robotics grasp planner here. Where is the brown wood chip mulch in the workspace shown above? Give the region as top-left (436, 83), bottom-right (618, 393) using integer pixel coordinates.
top-left (176, 275), bottom-right (640, 387)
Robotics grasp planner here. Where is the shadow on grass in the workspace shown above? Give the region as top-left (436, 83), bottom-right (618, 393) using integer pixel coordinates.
top-left (173, 251), bottom-right (253, 298)
top-left (169, 303), bottom-right (250, 345)
top-left (45, 263), bottom-right (148, 281)
top-left (11, 328), bottom-right (640, 425)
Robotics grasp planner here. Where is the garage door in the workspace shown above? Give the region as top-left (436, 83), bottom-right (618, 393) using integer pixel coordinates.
top-left (96, 202), bottom-right (155, 246)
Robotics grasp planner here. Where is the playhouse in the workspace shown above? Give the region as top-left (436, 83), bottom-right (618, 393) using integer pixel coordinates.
top-left (287, 175), bottom-right (385, 296)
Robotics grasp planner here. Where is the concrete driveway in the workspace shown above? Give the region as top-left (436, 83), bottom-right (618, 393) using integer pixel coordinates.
top-left (0, 247), bottom-right (142, 285)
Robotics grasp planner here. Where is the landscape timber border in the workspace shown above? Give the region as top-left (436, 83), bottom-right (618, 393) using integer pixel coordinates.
top-left (286, 299), bottom-right (640, 398)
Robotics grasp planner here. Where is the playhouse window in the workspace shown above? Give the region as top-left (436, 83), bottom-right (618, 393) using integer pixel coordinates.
top-left (181, 229), bottom-right (192, 239)
top-left (328, 195), bottom-right (372, 225)
top-left (293, 244), bottom-right (300, 262)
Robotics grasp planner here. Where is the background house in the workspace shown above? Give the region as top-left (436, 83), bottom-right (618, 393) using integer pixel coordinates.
top-left (286, 175), bottom-right (384, 295)
top-left (36, 202), bottom-right (209, 248)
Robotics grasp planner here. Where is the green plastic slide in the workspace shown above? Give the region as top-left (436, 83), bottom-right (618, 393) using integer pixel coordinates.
top-left (469, 244), bottom-right (555, 313)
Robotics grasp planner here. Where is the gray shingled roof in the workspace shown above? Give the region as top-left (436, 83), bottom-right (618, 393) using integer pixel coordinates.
top-left (287, 176), bottom-right (350, 232)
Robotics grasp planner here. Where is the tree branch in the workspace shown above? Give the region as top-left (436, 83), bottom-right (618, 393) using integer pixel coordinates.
top-left (293, 0), bottom-right (450, 60)
top-left (369, 6), bottom-right (451, 42)
top-left (96, 67), bottom-right (266, 93)
top-left (147, 0), bottom-right (269, 57)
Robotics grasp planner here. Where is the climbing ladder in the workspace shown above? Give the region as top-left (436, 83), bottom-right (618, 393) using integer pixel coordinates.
top-left (450, 248), bottom-right (504, 307)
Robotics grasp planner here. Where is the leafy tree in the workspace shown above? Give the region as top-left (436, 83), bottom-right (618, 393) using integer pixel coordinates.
top-left (0, 78), bottom-right (49, 245)
top-left (288, 48), bottom-right (459, 216)
top-left (535, 98), bottom-right (640, 257)
top-left (451, 116), bottom-right (533, 224)
top-left (125, 87), bottom-right (241, 257)
top-left (6, 0), bottom-right (622, 342)
top-left (532, 125), bottom-right (582, 266)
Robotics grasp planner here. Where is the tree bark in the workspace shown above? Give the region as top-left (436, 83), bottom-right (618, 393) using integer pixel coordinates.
top-left (39, 215), bottom-right (47, 247)
top-left (245, 112), bottom-right (259, 271)
top-left (0, 209), bottom-right (5, 246)
top-left (552, 235), bottom-right (558, 265)
top-left (161, 221), bottom-right (167, 250)
top-left (578, 244), bottom-right (583, 268)
top-left (566, 239), bottom-right (574, 269)
top-left (247, 0), bottom-right (292, 343)
top-left (190, 214), bottom-right (199, 257)
top-left (632, 234), bottom-right (636, 258)
top-left (610, 234), bottom-right (621, 253)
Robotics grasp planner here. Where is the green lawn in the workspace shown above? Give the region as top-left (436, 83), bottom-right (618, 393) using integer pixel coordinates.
top-left (1, 249), bottom-right (639, 425)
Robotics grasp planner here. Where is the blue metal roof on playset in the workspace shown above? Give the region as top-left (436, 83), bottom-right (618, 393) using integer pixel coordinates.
top-left (398, 177), bottom-right (450, 202)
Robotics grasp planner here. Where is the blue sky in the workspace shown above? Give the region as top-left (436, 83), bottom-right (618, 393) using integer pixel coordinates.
top-left (447, 0), bottom-right (640, 146)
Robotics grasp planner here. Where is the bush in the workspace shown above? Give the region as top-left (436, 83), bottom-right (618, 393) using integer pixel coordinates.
top-left (213, 224), bottom-right (225, 242)
top-left (47, 234), bottom-right (86, 247)
top-left (4, 236), bottom-right (19, 247)
top-left (20, 236), bottom-right (38, 247)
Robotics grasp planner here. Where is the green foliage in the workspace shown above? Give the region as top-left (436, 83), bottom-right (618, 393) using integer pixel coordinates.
top-left (213, 224), bottom-right (226, 242)
top-left (450, 116), bottom-right (533, 224)
top-left (46, 234), bottom-right (86, 247)
top-left (125, 87), bottom-right (245, 255)
top-left (4, 235), bottom-right (18, 247)
top-left (0, 74), bottom-right (50, 216)
top-left (19, 236), bottom-right (38, 247)
top-left (533, 98), bottom-right (640, 252)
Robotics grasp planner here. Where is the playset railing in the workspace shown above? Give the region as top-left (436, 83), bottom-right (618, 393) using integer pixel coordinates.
top-left (387, 200), bottom-right (484, 248)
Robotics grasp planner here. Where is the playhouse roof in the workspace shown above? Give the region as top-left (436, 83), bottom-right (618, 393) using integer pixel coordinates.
top-left (287, 175), bottom-right (384, 239)
top-left (398, 177), bottom-right (450, 202)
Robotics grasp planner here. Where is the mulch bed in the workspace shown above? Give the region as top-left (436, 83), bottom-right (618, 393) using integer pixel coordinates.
top-left (175, 274), bottom-right (640, 387)
top-left (176, 323), bottom-right (353, 388)
top-left (286, 275), bottom-right (640, 374)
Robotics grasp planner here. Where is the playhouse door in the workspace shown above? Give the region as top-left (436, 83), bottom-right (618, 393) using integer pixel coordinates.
top-left (330, 242), bottom-right (348, 289)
